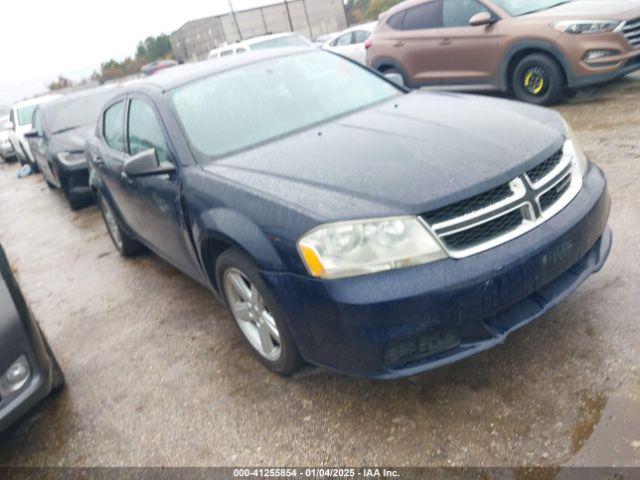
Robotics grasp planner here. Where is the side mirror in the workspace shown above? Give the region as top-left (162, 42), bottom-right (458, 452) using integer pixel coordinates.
top-left (23, 129), bottom-right (40, 139)
top-left (469, 12), bottom-right (494, 27)
top-left (123, 149), bottom-right (176, 177)
top-left (384, 72), bottom-right (405, 87)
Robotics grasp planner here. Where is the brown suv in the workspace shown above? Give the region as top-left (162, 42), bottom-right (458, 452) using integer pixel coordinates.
top-left (366, 0), bottom-right (640, 104)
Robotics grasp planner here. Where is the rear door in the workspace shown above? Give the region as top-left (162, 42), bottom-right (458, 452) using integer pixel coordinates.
top-left (30, 110), bottom-right (57, 186)
top-left (96, 98), bottom-right (140, 230)
top-left (438, 0), bottom-right (499, 85)
top-left (386, 0), bottom-right (442, 85)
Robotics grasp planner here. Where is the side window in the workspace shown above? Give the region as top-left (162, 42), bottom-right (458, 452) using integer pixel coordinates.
top-left (220, 49), bottom-right (233, 57)
top-left (389, 1), bottom-right (440, 31)
top-left (32, 110), bottom-right (43, 136)
top-left (128, 99), bottom-right (168, 163)
top-left (354, 30), bottom-right (371, 44)
top-left (236, 48), bottom-right (247, 54)
top-left (103, 101), bottom-right (125, 152)
top-left (443, 0), bottom-right (489, 28)
top-left (332, 33), bottom-right (353, 46)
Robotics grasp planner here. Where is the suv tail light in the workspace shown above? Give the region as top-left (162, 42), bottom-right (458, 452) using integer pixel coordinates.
top-left (364, 38), bottom-right (373, 50)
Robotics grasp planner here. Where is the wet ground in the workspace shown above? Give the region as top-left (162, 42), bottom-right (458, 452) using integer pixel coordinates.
top-left (0, 76), bottom-right (639, 468)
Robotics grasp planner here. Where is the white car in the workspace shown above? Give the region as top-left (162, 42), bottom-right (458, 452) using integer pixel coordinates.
top-left (321, 22), bottom-right (377, 65)
top-left (8, 94), bottom-right (61, 168)
top-left (0, 116), bottom-right (16, 162)
top-left (208, 33), bottom-right (312, 59)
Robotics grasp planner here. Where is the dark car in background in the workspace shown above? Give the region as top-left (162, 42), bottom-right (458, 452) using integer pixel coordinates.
top-left (26, 87), bottom-right (118, 210)
top-left (86, 49), bottom-right (611, 379)
top-left (0, 243), bottom-right (63, 434)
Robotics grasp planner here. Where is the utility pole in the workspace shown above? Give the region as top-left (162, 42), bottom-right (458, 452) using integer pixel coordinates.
top-left (284, 0), bottom-right (294, 32)
top-left (301, 0), bottom-right (312, 39)
top-left (227, 0), bottom-right (243, 40)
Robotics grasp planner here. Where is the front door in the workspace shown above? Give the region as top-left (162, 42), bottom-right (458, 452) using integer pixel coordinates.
top-left (123, 96), bottom-right (201, 279)
top-left (438, 0), bottom-right (500, 86)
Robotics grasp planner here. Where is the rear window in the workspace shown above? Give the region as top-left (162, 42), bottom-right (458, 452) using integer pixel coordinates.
top-left (388, 1), bottom-right (440, 30)
top-left (45, 90), bottom-right (115, 134)
top-left (171, 51), bottom-right (400, 159)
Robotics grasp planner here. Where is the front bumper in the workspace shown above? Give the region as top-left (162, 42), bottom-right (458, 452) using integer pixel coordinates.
top-left (54, 158), bottom-right (92, 198)
top-left (263, 164), bottom-right (611, 379)
top-left (561, 32), bottom-right (640, 88)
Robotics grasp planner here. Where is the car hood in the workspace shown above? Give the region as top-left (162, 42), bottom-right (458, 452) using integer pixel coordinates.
top-left (525, 1), bottom-right (640, 20)
top-left (203, 92), bottom-right (567, 221)
top-left (49, 124), bottom-right (95, 154)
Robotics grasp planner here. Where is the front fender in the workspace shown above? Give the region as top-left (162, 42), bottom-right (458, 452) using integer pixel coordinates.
top-left (193, 207), bottom-right (286, 273)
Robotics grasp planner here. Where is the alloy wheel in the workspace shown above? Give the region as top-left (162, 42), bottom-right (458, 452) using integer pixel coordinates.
top-left (522, 66), bottom-right (549, 97)
top-left (223, 268), bottom-right (282, 362)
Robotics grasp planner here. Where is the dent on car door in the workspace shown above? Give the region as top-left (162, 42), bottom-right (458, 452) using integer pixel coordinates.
top-left (387, 0), bottom-right (442, 85)
top-left (438, 0), bottom-right (500, 85)
top-left (124, 97), bottom-right (202, 279)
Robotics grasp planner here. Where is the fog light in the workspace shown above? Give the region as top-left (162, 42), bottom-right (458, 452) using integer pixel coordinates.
top-left (0, 355), bottom-right (31, 398)
top-left (584, 49), bottom-right (619, 61)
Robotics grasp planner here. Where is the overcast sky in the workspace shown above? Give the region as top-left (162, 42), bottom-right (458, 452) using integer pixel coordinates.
top-left (0, 0), bottom-right (289, 106)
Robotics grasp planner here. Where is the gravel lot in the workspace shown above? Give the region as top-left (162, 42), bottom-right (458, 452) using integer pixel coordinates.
top-left (0, 76), bottom-right (639, 467)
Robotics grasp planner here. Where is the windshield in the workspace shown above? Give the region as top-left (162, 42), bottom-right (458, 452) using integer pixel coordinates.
top-left (491, 0), bottom-right (571, 16)
top-left (44, 90), bottom-right (115, 134)
top-left (251, 35), bottom-right (310, 50)
top-left (171, 51), bottom-right (400, 159)
top-left (17, 105), bottom-right (37, 126)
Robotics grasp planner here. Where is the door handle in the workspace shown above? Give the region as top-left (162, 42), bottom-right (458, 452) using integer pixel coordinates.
top-left (440, 38), bottom-right (453, 46)
top-left (393, 41), bottom-right (405, 48)
top-left (93, 156), bottom-right (105, 166)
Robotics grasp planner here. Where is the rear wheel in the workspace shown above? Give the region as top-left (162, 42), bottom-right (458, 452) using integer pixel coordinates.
top-left (96, 191), bottom-right (144, 257)
top-left (512, 53), bottom-right (565, 105)
top-left (216, 249), bottom-right (303, 376)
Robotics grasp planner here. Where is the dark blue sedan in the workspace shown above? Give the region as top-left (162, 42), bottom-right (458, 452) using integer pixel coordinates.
top-left (86, 48), bottom-right (611, 379)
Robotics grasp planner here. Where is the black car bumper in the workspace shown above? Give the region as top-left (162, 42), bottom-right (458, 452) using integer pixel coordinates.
top-left (0, 245), bottom-right (57, 434)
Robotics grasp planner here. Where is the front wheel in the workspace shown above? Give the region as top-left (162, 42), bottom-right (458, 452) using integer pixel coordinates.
top-left (216, 249), bottom-right (303, 376)
top-left (512, 53), bottom-right (565, 106)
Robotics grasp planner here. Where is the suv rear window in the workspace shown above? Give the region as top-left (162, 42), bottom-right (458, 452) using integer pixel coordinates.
top-left (388, 1), bottom-right (440, 30)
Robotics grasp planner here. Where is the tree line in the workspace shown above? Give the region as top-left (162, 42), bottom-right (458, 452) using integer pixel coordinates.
top-left (344, 0), bottom-right (405, 23)
top-left (48, 34), bottom-right (174, 91)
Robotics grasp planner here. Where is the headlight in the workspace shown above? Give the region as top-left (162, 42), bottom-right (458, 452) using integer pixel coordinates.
top-left (553, 20), bottom-right (620, 34)
top-left (298, 216), bottom-right (446, 279)
top-left (57, 151), bottom-right (86, 167)
top-left (562, 118), bottom-right (588, 178)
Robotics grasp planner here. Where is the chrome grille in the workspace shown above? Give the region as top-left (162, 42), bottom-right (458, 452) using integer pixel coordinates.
top-left (623, 17), bottom-right (640, 48)
top-left (422, 144), bottom-right (583, 258)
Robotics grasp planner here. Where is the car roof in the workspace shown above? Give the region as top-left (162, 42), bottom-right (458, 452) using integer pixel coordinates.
top-left (129, 47), bottom-right (315, 92)
top-left (13, 94), bottom-right (62, 109)
top-left (243, 32), bottom-right (301, 45)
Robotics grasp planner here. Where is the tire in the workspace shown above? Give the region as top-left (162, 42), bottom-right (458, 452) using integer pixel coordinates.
top-left (380, 67), bottom-right (408, 88)
top-left (512, 53), bottom-right (565, 106)
top-left (216, 249), bottom-right (303, 376)
top-left (66, 192), bottom-right (91, 211)
top-left (40, 329), bottom-right (65, 391)
top-left (96, 191), bottom-right (145, 257)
